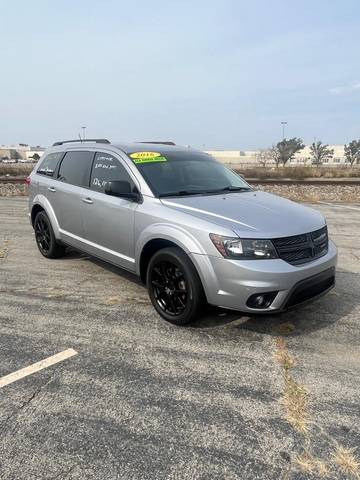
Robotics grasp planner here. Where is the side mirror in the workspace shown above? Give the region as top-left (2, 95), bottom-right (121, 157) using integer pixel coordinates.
top-left (105, 181), bottom-right (141, 202)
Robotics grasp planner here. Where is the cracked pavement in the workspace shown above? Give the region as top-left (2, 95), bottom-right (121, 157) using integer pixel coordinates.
top-left (0, 197), bottom-right (359, 479)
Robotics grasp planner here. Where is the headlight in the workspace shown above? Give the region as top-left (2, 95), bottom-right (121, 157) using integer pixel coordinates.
top-left (209, 234), bottom-right (278, 259)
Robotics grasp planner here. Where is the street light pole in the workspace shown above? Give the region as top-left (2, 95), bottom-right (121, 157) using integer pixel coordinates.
top-left (281, 121), bottom-right (287, 140)
top-left (81, 126), bottom-right (86, 140)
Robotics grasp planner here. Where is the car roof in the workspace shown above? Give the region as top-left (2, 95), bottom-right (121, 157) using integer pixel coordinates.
top-left (47, 140), bottom-right (207, 158)
top-left (113, 142), bottom-right (196, 155)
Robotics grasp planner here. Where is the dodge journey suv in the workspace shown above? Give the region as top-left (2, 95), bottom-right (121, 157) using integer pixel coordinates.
top-left (28, 139), bottom-right (337, 325)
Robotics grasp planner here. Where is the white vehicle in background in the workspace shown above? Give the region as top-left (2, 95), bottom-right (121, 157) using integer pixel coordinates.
top-left (1, 158), bottom-right (17, 164)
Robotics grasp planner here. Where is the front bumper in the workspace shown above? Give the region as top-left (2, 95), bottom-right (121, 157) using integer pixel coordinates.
top-left (190, 239), bottom-right (337, 313)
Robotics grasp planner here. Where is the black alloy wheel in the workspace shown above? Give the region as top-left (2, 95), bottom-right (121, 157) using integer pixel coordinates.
top-left (150, 260), bottom-right (188, 316)
top-left (146, 247), bottom-right (204, 325)
top-left (35, 215), bottom-right (51, 254)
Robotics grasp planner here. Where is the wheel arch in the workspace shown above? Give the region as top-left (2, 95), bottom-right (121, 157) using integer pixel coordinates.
top-left (30, 195), bottom-right (60, 238)
top-left (137, 225), bottom-right (207, 284)
top-left (139, 239), bottom-right (180, 283)
top-left (31, 204), bottom-right (45, 226)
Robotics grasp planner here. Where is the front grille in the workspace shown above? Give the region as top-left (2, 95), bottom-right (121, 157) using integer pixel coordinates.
top-left (273, 226), bottom-right (328, 265)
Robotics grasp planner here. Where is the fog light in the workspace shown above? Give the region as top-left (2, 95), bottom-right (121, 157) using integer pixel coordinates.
top-left (246, 291), bottom-right (278, 309)
top-left (254, 295), bottom-right (265, 307)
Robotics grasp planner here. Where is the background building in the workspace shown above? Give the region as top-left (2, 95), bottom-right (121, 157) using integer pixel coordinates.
top-left (0, 144), bottom-right (45, 161)
top-left (291, 145), bottom-right (347, 165)
top-left (206, 145), bottom-right (352, 167)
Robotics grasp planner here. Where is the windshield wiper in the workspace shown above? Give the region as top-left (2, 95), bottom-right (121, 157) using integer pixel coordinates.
top-left (158, 186), bottom-right (251, 198)
top-left (158, 190), bottom-right (206, 198)
top-left (205, 186), bottom-right (251, 194)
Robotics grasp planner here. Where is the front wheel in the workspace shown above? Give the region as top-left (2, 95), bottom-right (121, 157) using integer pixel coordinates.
top-left (146, 247), bottom-right (205, 325)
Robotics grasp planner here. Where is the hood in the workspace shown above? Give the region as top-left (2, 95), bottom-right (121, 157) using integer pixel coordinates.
top-left (161, 190), bottom-right (326, 238)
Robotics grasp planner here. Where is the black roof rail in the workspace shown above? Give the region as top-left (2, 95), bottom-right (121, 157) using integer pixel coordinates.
top-left (138, 141), bottom-right (176, 146)
top-left (52, 139), bottom-right (110, 146)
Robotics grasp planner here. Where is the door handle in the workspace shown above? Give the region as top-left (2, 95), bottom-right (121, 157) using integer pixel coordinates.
top-left (48, 186), bottom-right (56, 192)
top-left (82, 197), bottom-right (93, 204)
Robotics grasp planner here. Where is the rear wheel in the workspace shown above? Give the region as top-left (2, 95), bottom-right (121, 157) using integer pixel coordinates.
top-left (34, 211), bottom-right (65, 258)
top-left (146, 247), bottom-right (204, 325)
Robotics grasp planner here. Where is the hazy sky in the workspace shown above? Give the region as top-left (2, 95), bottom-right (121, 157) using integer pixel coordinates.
top-left (1, 0), bottom-right (359, 149)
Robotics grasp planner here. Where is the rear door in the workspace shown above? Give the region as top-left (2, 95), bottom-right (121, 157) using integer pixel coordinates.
top-left (80, 151), bottom-right (138, 271)
top-left (50, 150), bottom-right (94, 246)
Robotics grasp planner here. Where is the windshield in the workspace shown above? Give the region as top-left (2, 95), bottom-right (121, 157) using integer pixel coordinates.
top-left (127, 150), bottom-right (251, 197)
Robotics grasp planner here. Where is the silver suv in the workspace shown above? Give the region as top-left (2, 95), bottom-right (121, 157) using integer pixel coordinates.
top-left (28, 139), bottom-right (337, 325)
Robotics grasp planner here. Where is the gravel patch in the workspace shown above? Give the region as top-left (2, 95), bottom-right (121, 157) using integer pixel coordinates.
top-left (252, 183), bottom-right (360, 203)
top-left (0, 184), bottom-right (28, 196)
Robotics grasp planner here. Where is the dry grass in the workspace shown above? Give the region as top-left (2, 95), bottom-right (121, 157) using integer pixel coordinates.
top-left (273, 321), bottom-right (296, 336)
top-left (236, 166), bottom-right (360, 179)
top-left (273, 337), bottom-right (296, 370)
top-left (0, 163), bottom-right (33, 176)
top-left (2, 163), bottom-right (359, 180)
top-left (296, 452), bottom-right (329, 477)
top-left (104, 296), bottom-right (122, 305)
top-left (273, 338), bottom-right (310, 433)
top-left (282, 375), bottom-right (310, 433)
top-left (274, 338), bottom-right (360, 478)
top-left (332, 447), bottom-right (360, 478)
top-left (0, 240), bottom-right (9, 259)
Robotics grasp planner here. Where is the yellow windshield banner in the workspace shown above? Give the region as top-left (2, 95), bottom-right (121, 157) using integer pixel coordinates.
top-left (130, 152), bottom-right (161, 159)
top-left (129, 152), bottom-right (167, 164)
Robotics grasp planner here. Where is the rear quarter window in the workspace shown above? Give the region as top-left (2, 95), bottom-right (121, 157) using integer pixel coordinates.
top-left (37, 152), bottom-right (63, 176)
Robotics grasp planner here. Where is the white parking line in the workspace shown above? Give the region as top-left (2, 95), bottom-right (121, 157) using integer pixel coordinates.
top-left (0, 348), bottom-right (78, 389)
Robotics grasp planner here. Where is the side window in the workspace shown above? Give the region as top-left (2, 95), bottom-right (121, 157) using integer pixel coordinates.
top-left (90, 153), bottom-right (134, 193)
top-left (37, 152), bottom-right (63, 176)
top-left (58, 151), bottom-right (94, 187)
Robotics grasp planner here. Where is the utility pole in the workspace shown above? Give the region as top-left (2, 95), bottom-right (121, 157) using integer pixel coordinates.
top-left (281, 121), bottom-right (287, 140)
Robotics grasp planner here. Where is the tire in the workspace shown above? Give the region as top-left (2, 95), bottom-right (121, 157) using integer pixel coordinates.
top-left (146, 247), bottom-right (205, 325)
top-left (34, 211), bottom-right (66, 258)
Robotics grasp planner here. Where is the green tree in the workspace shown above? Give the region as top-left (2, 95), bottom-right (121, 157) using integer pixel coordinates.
top-left (275, 137), bottom-right (305, 167)
top-left (309, 141), bottom-right (334, 166)
top-left (344, 140), bottom-right (360, 166)
top-left (31, 153), bottom-right (40, 161)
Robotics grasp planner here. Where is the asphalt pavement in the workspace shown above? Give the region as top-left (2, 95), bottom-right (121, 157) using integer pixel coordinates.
top-left (0, 197), bottom-right (359, 479)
